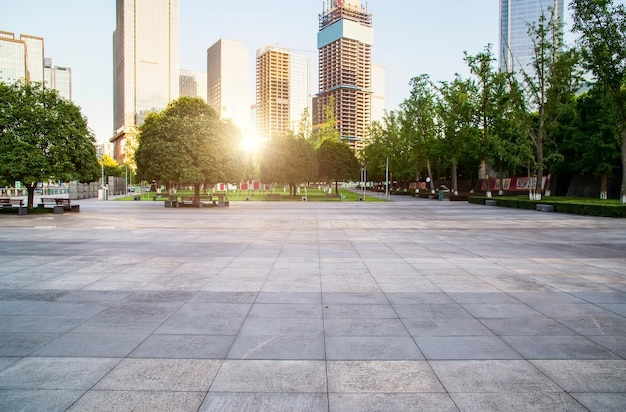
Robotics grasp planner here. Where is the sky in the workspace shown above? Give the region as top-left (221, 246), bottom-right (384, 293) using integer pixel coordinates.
top-left (1, 0), bottom-right (583, 143)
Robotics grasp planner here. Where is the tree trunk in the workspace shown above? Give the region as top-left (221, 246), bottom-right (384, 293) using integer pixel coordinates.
top-left (622, 126), bottom-right (626, 204)
top-left (600, 174), bottom-right (608, 199)
top-left (335, 180), bottom-right (339, 195)
top-left (535, 126), bottom-right (544, 201)
top-left (498, 163), bottom-right (504, 196)
top-left (26, 183), bottom-right (35, 209)
top-left (452, 162), bottom-right (459, 195)
top-left (427, 159), bottom-right (435, 193)
top-left (193, 184), bottom-right (200, 203)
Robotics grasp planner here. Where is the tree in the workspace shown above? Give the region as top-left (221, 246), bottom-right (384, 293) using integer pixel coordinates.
top-left (314, 96), bottom-right (340, 146)
top-left (0, 81), bottom-right (99, 208)
top-left (134, 97), bottom-right (241, 200)
top-left (401, 75), bottom-right (439, 193)
top-left (436, 75), bottom-right (480, 195)
top-left (572, 0), bottom-right (626, 203)
top-left (99, 154), bottom-right (124, 179)
top-left (318, 139), bottom-right (360, 195)
top-left (258, 133), bottom-right (317, 196)
top-left (521, 10), bottom-right (575, 200)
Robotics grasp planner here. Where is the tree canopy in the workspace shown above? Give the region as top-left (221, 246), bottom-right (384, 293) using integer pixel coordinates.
top-left (0, 81), bottom-right (99, 208)
top-left (134, 97), bottom-right (242, 198)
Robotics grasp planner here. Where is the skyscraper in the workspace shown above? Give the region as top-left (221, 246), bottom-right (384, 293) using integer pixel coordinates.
top-left (180, 69), bottom-right (207, 102)
top-left (112, 0), bottom-right (180, 162)
top-left (500, 0), bottom-right (564, 79)
top-left (207, 39), bottom-right (250, 134)
top-left (315, 0), bottom-right (373, 151)
top-left (256, 46), bottom-right (311, 140)
top-left (0, 31), bottom-right (43, 84)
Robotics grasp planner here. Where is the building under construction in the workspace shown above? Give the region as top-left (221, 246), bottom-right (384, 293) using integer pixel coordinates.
top-left (314, 0), bottom-right (373, 152)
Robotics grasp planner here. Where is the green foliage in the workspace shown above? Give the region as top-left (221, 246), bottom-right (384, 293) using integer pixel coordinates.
top-left (134, 97), bottom-right (242, 192)
top-left (0, 81), bottom-right (99, 208)
top-left (318, 139), bottom-right (360, 194)
top-left (258, 133), bottom-right (318, 196)
top-left (98, 154), bottom-right (125, 178)
top-left (468, 195), bottom-right (626, 217)
top-left (315, 96), bottom-right (340, 145)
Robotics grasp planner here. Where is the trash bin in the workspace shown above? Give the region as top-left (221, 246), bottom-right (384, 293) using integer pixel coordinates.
top-left (438, 189), bottom-right (443, 201)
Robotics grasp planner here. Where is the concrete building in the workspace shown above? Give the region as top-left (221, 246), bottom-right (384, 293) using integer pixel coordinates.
top-left (52, 66), bottom-right (71, 100)
top-left (500, 0), bottom-right (564, 81)
top-left (180, 69), bottom-right (207, 102)
top-left (112, 0), bottom-right (180, 162)
top-left (315, 0), bottom-right (373, 151)
top-left (256, 46), bottom-right (311, 140)
top-left (207, 39), bottom-right (250, 134)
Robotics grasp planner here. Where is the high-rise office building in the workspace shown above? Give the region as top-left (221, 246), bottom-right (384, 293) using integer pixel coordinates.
top-left (207, 39), bottom-right (250, 134)
top-left (371, 63), bottom-right (386, 124)
top-left (112, 0), bottom-right (180, 162)
top-left (1, 31), bottom-right (70, 99)
top-left (500, 0), bottom-right (564, 79)
top-left (315, 0), bottom-right (373, 151)
top-left (256, 46), bottom-right (311, 140)
top-left (180, 69), bottom-right (207, 102)
top-left (0, 31), bottom-right (43, 84)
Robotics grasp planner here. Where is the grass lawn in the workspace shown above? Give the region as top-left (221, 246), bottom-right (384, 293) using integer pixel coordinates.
top-left (115, 188), bottom-right (385, 202)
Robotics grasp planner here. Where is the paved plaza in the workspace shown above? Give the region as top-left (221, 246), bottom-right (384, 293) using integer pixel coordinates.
top-left (0, 196), bottom-right (625, 411)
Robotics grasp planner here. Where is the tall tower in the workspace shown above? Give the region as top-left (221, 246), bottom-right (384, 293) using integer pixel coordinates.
top-left (315, 0), bottom-right (373, 151)
top-left (0, 32), bottom-right (43, 84)
top-left (112, 0), bottom-right (180, 162)
top-left (207, 39), bottom-right (250, 134)
top-left (500, 0), bottom-right (564, 79)
top-left (256, 46), bottom-right (311, 140)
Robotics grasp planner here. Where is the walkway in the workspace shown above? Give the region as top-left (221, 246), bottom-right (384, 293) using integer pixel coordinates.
top-left (0, 197), bottom-right (624, 411)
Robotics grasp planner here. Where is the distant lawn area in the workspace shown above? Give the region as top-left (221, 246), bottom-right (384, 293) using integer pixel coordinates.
top-left (468, 195), bottom-right (626, 218)
top-left (116, 188), bottom-right (385, 202)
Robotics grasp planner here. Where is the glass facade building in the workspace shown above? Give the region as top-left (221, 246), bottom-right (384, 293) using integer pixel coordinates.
top-left (112, 0), bottom-right (180, 161)
top-left (500, 0), bottom-right (564, 78)
top-left (0, 33), bottom-right (27, 84)
top-left (207, 39), bottom-right (250, 134)
top-left (179, 69), bottom-right (207, 102)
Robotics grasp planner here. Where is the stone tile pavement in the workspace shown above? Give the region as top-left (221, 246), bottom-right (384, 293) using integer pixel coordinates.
top-left (0, 196), bottom-right (625, 411)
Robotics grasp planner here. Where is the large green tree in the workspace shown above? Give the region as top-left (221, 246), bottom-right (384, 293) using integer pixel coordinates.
top-left (318, 139), bottom-right (360, 195)
top-left (0, 81), bottom-right (99, 208)
top-left (436, 75), bottom-right (480, 195)
top-left (134, 97), bottom-right (241, 200)
top-left (572, 0), bottom-right (626, 203)
top-left (259, 133), bottom-right (318, 196)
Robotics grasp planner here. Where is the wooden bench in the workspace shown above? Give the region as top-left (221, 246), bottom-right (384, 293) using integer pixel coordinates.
top-left (264, 194), bottom-right (282, 201)
top-left (0, 198), bottom-right (27, 215)
top-left (536, 204), bottom-right (554, 212)
top-left (40, 198), bottom-right (80, 213)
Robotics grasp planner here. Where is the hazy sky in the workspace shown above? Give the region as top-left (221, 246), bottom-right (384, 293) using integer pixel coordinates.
top-left (2, 0), bottom-right (585, 143)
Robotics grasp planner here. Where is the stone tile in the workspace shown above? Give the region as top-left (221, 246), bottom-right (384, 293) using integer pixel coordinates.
top-left (228, 335), bottom-right (325, 360)
top-left (462, 303), bottom-right (543, 318)
top-left (0, 357), bottom-right (119, 390)
top-left (430, 360), bottom-right (562, 393)
top-left (531, 360), bottom-right (626, 392)
top-left (588, 335), bottom-right (626, 358)
top-left (480, 316), bottom-right (577, 336)
top-left (322, 292), bottom-right (389, 305)
top-left (210, 360), bottom-right (326, 392)
top-left (393, 304), bottom-right (474, 320)
top-left (249, 303), bottom-right (322, 318)
top-left (329, 393), bottom-right (457, 412)
top-left (0, 315), bottom-right (88, 334)
top-left (0, 389), bottom-right (83, 412)
top-left (0, 332), bottom-right (59, 356)
top-left (403, 318), bottom-right (494, 337)
top-left (326, 336), bottom-right (423, 360)
top-left (385, 292), bottom-right (455, 305)
top-left (327, 360), bottom-right (444, 393)
top-left (174, 302), bottom-right (252, 317)
top-left (416, 336), bottom-right (522, 360)
top-left (503, 336), bottom-right (621, 360)
top-left (256, 292), bottom-right (321, 304)
top-left (239, 317), bottom-right (323, 336)
top-left (200, 393), bottom-right (328, 412)
top-left (95, 358), bottom-right (221, 391)
top-left (130, 334), bottom-right (235, 359)
top-left (69, 390), bottom-right (205, 411)
top-left (188, 291), bottom-right (257, 303)
top-left (450, 392), bottom-right (587, 412)
top-left (324, 318), bottom-right (409, 337)
top-left (571, 393), bottom-right (626, 412)
top-left (156, 314), bottom-right (245, 335)
top-left (33, 333), bottom-right (146, 357)
top-left (70, 314), bottom-right (164, 335)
